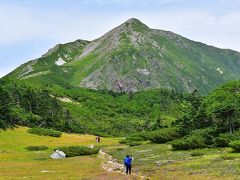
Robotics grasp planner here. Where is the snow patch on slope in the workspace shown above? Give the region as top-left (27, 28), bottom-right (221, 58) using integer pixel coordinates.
top-left (217, 68), bottom-right (223, 74)
top-left (55, 58), bottom-right (66, 66)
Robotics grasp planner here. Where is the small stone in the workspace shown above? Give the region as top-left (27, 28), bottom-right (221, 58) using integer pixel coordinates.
top-left (107, 168), bottom-right (113, 172)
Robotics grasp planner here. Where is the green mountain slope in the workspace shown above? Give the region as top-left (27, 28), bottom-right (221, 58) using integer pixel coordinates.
top-left (7, 18), bottom-right (240, 93)
top-left (0, 78), bottom-right (186, 135)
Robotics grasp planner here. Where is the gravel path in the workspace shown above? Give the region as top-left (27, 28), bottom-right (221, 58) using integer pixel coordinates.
top-left (98, 149), bottom-right (146, 179)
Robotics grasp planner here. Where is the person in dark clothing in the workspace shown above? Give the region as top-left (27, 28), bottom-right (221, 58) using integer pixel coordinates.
top-left (95, 136), bottom-right (101, 143)
top-left (124, 155), bottom-right (132, 175)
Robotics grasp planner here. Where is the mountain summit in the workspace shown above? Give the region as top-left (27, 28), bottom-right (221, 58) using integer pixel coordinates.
top-left (8, 18), bottom-right (240, 93)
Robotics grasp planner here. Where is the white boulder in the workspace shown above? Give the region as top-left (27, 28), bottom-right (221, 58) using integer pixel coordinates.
top-left (50, 150), bottom-right (66, 159)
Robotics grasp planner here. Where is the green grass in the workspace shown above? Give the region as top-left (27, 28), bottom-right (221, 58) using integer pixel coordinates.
top-left (69, 53), bottom-right (105, 85)
top-left (107, 143), bottom-right (240, 179)
top-left (2, 127), bottom-right (240, 179)
top-left (0, 127), bottom-right (129, 180)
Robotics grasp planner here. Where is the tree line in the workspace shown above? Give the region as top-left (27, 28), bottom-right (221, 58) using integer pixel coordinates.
top-left (0, 79), bottom-right (82, 132)
top-left (1, 77), bottom-right (239, 138)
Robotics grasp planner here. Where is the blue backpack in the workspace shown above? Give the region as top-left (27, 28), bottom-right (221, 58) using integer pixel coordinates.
top-left (124, 157), bottom-right (129, 165)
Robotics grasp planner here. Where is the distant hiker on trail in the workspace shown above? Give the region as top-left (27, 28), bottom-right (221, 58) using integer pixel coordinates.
top-left (96, 136), bottom-right (101, 143)
top-left (124, 155), bottom-right (132, 175)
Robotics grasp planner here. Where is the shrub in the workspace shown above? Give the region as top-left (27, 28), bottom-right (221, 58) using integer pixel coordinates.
top-left (190, 128), bottom-right (215, 145)
top-left (128, 141), bottom-right (143, 146)
top-left (214, 132), bottom-right (240, 147)
top-left (129, 132), bottom-right (149, 140)
top-left (229, 140), bottom-right (240, 152)
top-left (171, 128), bottom-right (216, 150)
top-left (190, 151), bottom-right (204, 156)
top-left (28, 127), bottom-right (62, 137)
top-left (171, 135), bottom-right (206, 150)
top-left (58, 146), bottom-right (100, 157)
top-left (118, 139), bottom-right (143, 146)
top-left (214, 137), bottom-right (230, 147)
top-left (26, 145), bottom-right (48, 151)
top-left (119, 139), bottom-right (128, 144)
top-left (146, 128), bottom-right (180, 143)
top-left (118, 134), bottom-right (146, 145)
top-left (125, 136), bottom-right (145, 142)
top-left (94, 132), bottom-right (112, 137)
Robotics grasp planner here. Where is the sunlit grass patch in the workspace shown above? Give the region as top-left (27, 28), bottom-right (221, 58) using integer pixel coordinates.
top-left (0, 126), bottom-right (125, 179)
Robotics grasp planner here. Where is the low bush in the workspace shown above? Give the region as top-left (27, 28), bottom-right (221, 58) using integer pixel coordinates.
top-left (128, 141), bottom-right (143, 146)
top-left (26, 145), bottom-right (48, 151)
top-left (146, 128), bottom-right (181, 143)
top-left (214, 132), bottom-right (240, 147)
top-left (171, 128), bottom-right (216, 150)
top-left (190, 151), bottom-right (204, 156)
top-left (171, 135), bottom-right (206, 150)
top-left (229, 140), bottom-right (240, 152)
top-left (214, 137), bottom-right (230, 147)
top-left (58, 146), bottom-right (100, 157)
top-left (125, 136), bottom-right (145, 142)
top-left (28, 127), bottom-right (62, 137)
top-left (118, 139), bottom-right (143, 146)
top-left (119, 139), bottom-right (128, 144)
top-left (190, 128), bottom-right (215, 145)
top-left (129, 132), bottom-right (149, 140)
top-left (94, 132), bottom-right (112, 138)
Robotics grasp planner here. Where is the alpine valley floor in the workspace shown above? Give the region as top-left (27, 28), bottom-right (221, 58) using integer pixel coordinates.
top-left (1, 127), bottom-right (240, 179)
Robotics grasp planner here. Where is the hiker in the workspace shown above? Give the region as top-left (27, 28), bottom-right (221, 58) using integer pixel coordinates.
top-left (96, 136), bottom-right (101, 143)
top-left (130, 155), bottom-right (134, 162)
top-left (124, 155), bottom-right (132, 175)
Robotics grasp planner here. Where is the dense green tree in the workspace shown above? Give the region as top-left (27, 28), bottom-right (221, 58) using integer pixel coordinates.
top-left (0, 85), bottom-right (10, 128)
top-left (204, 81), bottom-right (240, 133)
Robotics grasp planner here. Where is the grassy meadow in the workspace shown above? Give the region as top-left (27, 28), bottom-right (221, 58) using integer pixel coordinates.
top-left (2, 127), bottom-right (240, 179)
top-left (0, 127), bottom-right (132, 180)
top-left (108, 144), bottom-right (240, 180)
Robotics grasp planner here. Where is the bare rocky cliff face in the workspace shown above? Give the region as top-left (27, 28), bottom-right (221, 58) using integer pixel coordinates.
top-left (7, 18), bottom-right (240, 94)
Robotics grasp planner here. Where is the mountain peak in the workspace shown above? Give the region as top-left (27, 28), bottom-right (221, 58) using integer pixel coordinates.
top-left (125, 18), bottom-right (142, 23)
top-left (8, 18), bottom-right (240, 94)
top-left (121, 18), bottom-right (150, 32)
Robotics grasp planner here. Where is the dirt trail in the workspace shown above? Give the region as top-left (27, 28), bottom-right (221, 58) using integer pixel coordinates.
top-left (98, 149), bottom-right (146, 179)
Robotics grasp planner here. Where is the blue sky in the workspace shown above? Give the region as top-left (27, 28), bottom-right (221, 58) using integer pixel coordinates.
top-left (1, 0), bottom-right (240, 77)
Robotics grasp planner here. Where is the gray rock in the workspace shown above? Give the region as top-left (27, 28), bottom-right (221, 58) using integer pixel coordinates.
top-left (50, 150), bottom-right (66, 159)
